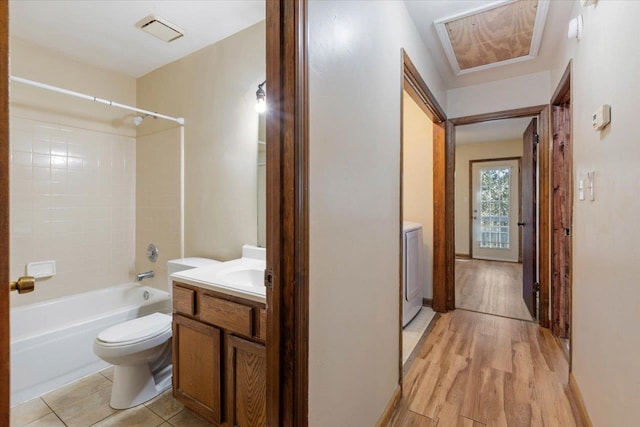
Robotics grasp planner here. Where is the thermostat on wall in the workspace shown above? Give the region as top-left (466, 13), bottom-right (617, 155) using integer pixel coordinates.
top-left (592, 104), bottom-right (611, 131)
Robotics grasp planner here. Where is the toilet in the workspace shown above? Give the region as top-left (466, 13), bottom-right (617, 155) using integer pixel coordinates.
top-left (93, 257), bottom-right (219, 409)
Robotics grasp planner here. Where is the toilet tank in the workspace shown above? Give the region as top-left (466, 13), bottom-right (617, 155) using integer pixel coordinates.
top-left (167, 257), bottom-right (220, 291)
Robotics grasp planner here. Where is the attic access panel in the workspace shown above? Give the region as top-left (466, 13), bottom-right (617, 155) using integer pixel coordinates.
top-left (434, 0), bottom-right (549, 75)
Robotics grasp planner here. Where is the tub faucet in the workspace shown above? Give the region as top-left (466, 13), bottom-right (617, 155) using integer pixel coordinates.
top-left (136, 271), bottom-right (155, 282)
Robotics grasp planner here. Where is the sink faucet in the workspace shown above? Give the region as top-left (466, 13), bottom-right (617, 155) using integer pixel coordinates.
top-left (136, 271), bottom-right (155, 282)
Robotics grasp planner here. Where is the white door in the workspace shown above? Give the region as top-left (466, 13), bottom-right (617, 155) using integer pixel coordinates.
top-left (471, 159), bottom-right (520, 262)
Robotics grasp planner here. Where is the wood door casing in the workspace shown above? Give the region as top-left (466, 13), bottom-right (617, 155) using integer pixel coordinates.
top-left (522, 118), bottom-right (538, 319)
top-left (1, 1), bottom-right (9, 425)
top-left (552, 105), bottom-right (572, 338)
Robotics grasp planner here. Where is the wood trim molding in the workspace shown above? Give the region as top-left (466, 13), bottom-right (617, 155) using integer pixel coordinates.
top-left (265, 0), bottom-right (309, 425)
top-left (551, 60), bottom-right (572, 105)
top-left (402, 50), bottom-right (446, 123)
top-left (422, 298), bottom-right (433, 307)
top-left (538, 105), bottom-right (551, 328)
top-left (450, 105), bottom-right (548, 126)
top-left (569, 373), bottom-right (594, 427)
top-left (375, 386), bottom-right (402, 427)
top-left (455, 253), bottom-right (470, 259)
top-left (1, 1), bottom-right (9, 424)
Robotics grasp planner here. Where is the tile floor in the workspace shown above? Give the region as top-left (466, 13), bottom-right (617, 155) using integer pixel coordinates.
top-left (402, 306), bottom-right (436, 364)
top-left (10, 367), bottom-right (210, 427)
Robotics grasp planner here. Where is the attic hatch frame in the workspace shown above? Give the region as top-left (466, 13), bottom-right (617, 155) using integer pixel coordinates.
top-left (434, 0), bottom-right (550, 76)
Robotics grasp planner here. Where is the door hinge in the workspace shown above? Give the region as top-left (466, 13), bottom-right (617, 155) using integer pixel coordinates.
top-left (264, 268), bottom-right (274, 289)
top-left (534, 282), bottom-right (540, 292)
top-left (534, 133), bottom-right (540, 144)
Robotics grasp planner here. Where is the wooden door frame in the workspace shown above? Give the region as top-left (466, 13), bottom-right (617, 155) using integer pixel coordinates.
top-left (446, 105), bottom-right (551, 326)
top-left (401, 51), bottom-right (449, 319)
top-left (1, 1), bottom-right (9, 425)
top-left (265, 0), bottom-right (309, 426)
top-left (550, 61), bottom-right (573, 358)
top-left (468, 157), bottom-right (523, 262)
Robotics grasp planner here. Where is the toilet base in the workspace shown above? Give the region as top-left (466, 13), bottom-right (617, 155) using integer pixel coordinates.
top-left (109, 363), bottom-right (172, 409)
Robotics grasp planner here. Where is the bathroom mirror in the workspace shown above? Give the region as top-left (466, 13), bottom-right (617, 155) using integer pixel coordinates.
top-left (257, 114), bottom-right (266, 247)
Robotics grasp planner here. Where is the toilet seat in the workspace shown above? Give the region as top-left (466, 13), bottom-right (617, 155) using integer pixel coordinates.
top-left (97, 313), bottom-right (172, 347)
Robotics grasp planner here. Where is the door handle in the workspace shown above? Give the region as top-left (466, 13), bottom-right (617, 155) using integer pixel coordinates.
top-left (9, 276), bottom-right (35, 294)
top-left (517, 222), bottom-right (525, 226)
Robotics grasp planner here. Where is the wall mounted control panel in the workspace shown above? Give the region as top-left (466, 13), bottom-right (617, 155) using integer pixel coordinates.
top-left (593, 104), bottom-right (611, 131)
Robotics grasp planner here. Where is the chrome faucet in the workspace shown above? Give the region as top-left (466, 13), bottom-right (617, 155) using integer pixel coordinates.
top-left (136, 271), bottom-right (155, 282)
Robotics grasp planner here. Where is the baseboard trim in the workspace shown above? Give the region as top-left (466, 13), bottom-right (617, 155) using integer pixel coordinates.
top-left (455, 253), bottom-right (470, 259)
top-left (569, 373), bottom-right (593, 427)
top-left (422, 298), bottom-right (432, 307)
top-left (376, 385), bottom-right (401, 427)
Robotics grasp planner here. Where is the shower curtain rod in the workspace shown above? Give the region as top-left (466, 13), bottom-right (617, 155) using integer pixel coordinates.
top-left (9, 75), bottom-right (185, 125)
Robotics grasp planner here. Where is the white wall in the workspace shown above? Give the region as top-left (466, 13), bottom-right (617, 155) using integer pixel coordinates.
top-left (403, 90), bottom-right (434, 299)
top-left (447, 71), bottom-right (550, 118)
top-left (549, 1), bottom-right (640, 425)
top-left (455, 140), bottom-right (524, 256)
top-left (9, 38), bottom-right (137, 307)
top-left (137, 21), bottom-right (265, 262)
top-left (308, 1), bottom-right (446, 425)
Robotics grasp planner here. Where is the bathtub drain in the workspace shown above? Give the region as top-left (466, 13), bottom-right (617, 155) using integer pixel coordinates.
top-left (143, 290), bottom-right (150, 301)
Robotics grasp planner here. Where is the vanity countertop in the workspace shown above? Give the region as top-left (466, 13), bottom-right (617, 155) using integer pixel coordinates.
top-left (171, 257), bottom-right (266, 303)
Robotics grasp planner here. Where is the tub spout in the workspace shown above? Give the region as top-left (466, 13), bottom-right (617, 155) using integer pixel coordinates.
top-left (136, 271), bottom-right (154, 282)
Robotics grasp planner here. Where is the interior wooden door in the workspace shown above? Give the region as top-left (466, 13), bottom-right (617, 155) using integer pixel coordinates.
top-left (521, 118), bottom-right (538, 319)
top-left (1, 1), bottom-right (10, 424)
top-left (552, 105), bottom-right (572, 338)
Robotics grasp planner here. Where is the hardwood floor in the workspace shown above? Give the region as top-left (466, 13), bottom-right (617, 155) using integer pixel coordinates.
top-left (456, 259), bottom-right (533, 321)
top-left (389, 310), bottom-right (585, 426)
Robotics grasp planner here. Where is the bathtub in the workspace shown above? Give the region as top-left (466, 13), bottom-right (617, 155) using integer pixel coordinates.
top-left (10, 283), bottom-right (171, 406)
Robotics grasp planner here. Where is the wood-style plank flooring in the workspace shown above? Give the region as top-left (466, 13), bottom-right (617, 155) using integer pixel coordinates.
top-left (389, 310), bottom-right (585, 426)
top-left (456, 259), bottom-right (533, 321)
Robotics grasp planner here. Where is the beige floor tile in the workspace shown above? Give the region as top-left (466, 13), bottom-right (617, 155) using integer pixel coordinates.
top-left (10, 397), bottom-right (51, 427)
top-left (100, 366), bottom-right (115, 382)
top-left (92, 405), bottom-right (164, 427)
top-left (23, 413), bottom-right (65, 427)
top-left (41, 373), bottom-right (111, 412)
top-left (145, 390), bottom-right (184, 420)
top-left (54, 386), bottom-right (118, 427)
top-left (168, 409), bottom-right (211, 427)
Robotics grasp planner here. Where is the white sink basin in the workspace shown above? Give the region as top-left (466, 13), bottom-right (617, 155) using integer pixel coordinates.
top-left (218, 267), bottom-right (264, 288)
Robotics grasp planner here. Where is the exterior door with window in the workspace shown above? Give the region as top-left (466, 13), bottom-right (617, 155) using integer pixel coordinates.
top-left (471, 159), bottom-right (520, 262)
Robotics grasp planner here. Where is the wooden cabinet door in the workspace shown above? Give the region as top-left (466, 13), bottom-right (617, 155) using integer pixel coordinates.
top-left (173, 315), bottom-right (222, 424)
top-left (226, 335), bottom-right (266, 426)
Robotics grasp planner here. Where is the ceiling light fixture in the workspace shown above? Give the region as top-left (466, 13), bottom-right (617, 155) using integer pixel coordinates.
top-left (256, 80), bottom-right (266, 114)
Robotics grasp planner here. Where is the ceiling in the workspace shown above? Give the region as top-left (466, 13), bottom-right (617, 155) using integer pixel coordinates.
top-left (405, 0), bottom-right (575, 88)
top-left (9, 1), bottom-right (265, 78)
top-left (456, 117), bottom-right (533, 145)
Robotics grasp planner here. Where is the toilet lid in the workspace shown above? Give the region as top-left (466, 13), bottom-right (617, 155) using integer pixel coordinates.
top-left (97, 313), bottom-right (171, 345)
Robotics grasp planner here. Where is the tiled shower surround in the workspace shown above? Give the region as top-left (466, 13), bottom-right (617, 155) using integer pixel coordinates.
top-left (9, 116), bottom-right (136, 306)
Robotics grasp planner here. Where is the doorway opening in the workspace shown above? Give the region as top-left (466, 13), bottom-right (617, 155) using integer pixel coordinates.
top-left (447, 106), bottom-right (551, 324)
top-left (398, 51), bottom-right (446, 381)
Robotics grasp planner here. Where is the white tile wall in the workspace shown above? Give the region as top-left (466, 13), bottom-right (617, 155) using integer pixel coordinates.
top-left (9, 116), bottom-right (136, 306)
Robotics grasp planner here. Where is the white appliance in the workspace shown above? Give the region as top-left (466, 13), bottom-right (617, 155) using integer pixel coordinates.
top-left (403, 222), bottom-right (424, 327)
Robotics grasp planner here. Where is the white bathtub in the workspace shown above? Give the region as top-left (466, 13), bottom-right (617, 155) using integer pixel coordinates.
top-left (10, 283), bottom-right (171, 406)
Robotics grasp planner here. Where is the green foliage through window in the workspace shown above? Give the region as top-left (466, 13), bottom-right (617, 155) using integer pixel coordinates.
top-left (479, 166), bottom-right (510, 249)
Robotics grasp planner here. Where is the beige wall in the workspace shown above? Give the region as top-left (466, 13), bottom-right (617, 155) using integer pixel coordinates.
top-left (135, 127), bottom-right (182, 291)
top-left (402, 90), bottom-right (434, 299)
top-left (455, 140), bottom-right (523, 256)
top-left (308, 1), bottom-right (446, 425)
top-left (9, 38), bottom-right (137, 307)
top-left (549, 1), bottom-right (640, 424)
top-left (136, 21), bottom-right (265, 261)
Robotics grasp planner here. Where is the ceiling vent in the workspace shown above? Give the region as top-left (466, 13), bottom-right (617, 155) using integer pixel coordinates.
top-left (434, 0), bottom-right (550, 75)
top-left (136, 15), bottom-right (184, 43)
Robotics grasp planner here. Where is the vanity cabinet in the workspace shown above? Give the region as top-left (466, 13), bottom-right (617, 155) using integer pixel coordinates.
top-left (172, 282), bottom-right (266, 426)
